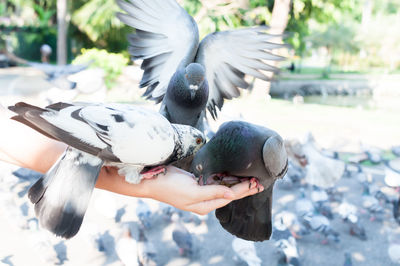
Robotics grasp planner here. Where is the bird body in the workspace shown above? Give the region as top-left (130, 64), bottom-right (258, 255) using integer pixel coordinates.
top-left (171, 213), bottom-right (193, 257)
top-left (191, 121), bottom-right (288, 241)
top-left (231, 237), bottom-right (262, 266)
top-left (137, 228), bottom-right (157, 266)
top-left (8, 102), bottom-right (205, 238)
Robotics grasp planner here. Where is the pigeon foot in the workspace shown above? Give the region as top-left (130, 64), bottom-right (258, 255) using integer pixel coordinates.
top-left (141, 166), bottom-right (167, 179)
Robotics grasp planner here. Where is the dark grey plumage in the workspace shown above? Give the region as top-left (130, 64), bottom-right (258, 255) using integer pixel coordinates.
top-left (117, 0), bottom-right (284, 130)
top-left (191, 121), bottom-right (288, 241)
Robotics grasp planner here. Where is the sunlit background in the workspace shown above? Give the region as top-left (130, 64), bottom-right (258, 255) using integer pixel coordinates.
top-left (1, 0), bottom-right (400, 265)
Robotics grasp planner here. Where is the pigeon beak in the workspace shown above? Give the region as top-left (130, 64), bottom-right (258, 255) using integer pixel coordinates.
top-left (202, 175), bottom-right (207, 186)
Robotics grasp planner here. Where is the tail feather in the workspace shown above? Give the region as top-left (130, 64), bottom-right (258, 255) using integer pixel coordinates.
top-left (28, 148), bottom-right (102, 238)
top-left (215, 185), bottom-right (273, 241)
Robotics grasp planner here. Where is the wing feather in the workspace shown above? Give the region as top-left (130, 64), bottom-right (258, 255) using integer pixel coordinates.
top-left (195, 27), bottom-right (285, 119)
top-left (117, 0), bottom-right (199, 100)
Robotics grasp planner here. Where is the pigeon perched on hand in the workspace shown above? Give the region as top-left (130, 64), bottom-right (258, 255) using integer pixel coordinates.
top-left (191, 121), bottom-right (288, 241)
top-left (117, 0), bottom-right (284, 130)
top-left (8, 102), bottom-right (205, 238)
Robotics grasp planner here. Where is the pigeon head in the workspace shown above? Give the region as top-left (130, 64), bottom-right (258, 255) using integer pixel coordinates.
top-left (171, 124), bottom-right (206, 161)
top-left (190, 145), bottom-right (214, 185)
top-left (184, 63), bottom-right (206, 100)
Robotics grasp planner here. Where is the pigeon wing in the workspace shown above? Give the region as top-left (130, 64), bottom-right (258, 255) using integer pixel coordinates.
top-left (117, 0), bottom-right (199, 101)
top-left (195, 27), bottom-right (285, 119)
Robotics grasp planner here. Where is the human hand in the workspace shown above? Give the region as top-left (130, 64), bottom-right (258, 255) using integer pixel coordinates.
top-left (136, 166), bottom-right (264, 215)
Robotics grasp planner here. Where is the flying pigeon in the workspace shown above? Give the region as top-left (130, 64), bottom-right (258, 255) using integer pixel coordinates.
top-left (8, 102), bottom-right (205, 238)
top-left (231, 237), bottom-right (262, 266)
top-left (117, 0), bottom-right (284, 130)
top-left (191, 121), bottom-right (288, 241)
top-left (136, 199), bottom-right (152, 229)
top-left (171, 213), bottom-right (193, 257)
top-left (137, 227), bottom-right (157, 266)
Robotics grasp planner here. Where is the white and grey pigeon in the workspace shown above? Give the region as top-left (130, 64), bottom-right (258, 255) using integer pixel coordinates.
top-left (272, 219), bottom-right (301, 266)
top-left (117, 0), bottom-right (284, 131)
top-left (311, 186), bottom-right (334, 219)
top-left (136, 199), bottom-right (152, 229)
top-left (137, 227), bottom-right (157, 266)
top-left (115, 226), bottom-right (138, 266)
top-left (231, 237), bottom-right (262, 266)
top-left (8, 102), bottom-right (205, 239)
top-left (338, 201), bottom-right (367, 240)
top-left (171, 213), bottom-right (193, 257)
top-left (361, 182), bottom-right (385, 221)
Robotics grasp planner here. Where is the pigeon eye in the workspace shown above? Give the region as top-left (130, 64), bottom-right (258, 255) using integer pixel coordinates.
top-left (196, 164), bottom-right (203, 172)
top-left (196, 137), bottom-right (203, 145)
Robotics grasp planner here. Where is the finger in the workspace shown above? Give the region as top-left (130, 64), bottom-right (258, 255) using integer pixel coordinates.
top-left (230, 181), bottom-right (265, 200)
top-left (195, 185), bottom-right (235, 202)
top-left (187, 198), bottom-right (232, 215)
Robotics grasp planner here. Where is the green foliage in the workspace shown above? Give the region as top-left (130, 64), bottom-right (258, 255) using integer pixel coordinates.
top-left (72, 48), bottom-right (129, 89)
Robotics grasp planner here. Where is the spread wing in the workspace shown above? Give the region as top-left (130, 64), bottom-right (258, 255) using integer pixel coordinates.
top-left (195, 27), bottom-right (285, 119)
top-left (117, 0), bottom-right (199, 102)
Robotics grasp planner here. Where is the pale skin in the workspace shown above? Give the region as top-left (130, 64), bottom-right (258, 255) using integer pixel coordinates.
top-left (0, 103), bottom-right (264, 215)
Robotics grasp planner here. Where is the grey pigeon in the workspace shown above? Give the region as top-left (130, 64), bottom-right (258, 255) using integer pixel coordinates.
top-left (311, 186), bottom-right (334, 219)
top-left (392, 195), bottom-right (400, 225)
top-left (305, 214), bottom-right (340, 244)
top-left (137, 227), bottom-right (157, 266)
top-left (8, 102), bottom-right (205, 238)
top-left (171, 213), bottom-right (193, 257)
top-left (28, 62), bottom-right (91, 90)
top-left (191, 121), bottom-right (288, 241)
top-left (343, 252), bottom-right (353, 266)
top-left (117, 0), bottom-right (283, 130)
top-left (361, 182), bottom-right (385, 221)
top-left (136, 199), bottom-right (152, 229)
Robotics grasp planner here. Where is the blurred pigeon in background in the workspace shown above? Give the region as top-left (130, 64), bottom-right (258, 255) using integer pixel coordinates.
top-left (137, 227), bottom-right (157, 266)
top-left (171, 213), bottom-right (193, 257)
top-left (158, 202), bottom-right (176, 222)
top-left (343, 252), bottom-right (353, 266)
top-left (278, 161), bottom-right (305, 190)
top-left (191, 121), bottom-right (288, 241)
top-left (8, 102), bottom-right (205, 238)
top-left (387, 230), bottom-right (400, 264)
top-left (274, 211), bottom-right (309, 239)
top-left (136, 199), bottom-right (152, 229)
top-left (302, 133), bottom-right (345, 188)
top-left (117, 0), bottom-right (284, 130)
top-left (115, 226), bottom-right (138, 266)
top-left (361, 182), bottom-right (385, 221)
top-left (311, 186), bottom-right (334, 219)
top-left (338, 201), bottom-right (367, 240)
top-left (384, 159), bottom-right (400, 188)
top-left (305, 214), bottom-right (340, 244)
top-left (272, 219), bottom-right (301, 266)
top-left (231, 237), bottom-right (262, 266)
top-left (392, 195), bottom-right (400, 225)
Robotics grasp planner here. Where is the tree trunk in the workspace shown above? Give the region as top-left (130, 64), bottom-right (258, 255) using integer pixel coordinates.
top-left (250, 0), bottom-right (291, 99)
top-left (57, 0), bottom-right (68, 65)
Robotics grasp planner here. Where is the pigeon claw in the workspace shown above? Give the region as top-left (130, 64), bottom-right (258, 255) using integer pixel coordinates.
top-left (141, 166), bottom-right (167, 179)
top-left (249, 177), bottom-right (260, 191)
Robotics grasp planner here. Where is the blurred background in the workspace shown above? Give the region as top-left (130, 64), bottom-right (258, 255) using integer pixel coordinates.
top-left (1, 0), bottom-right (400, 266)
